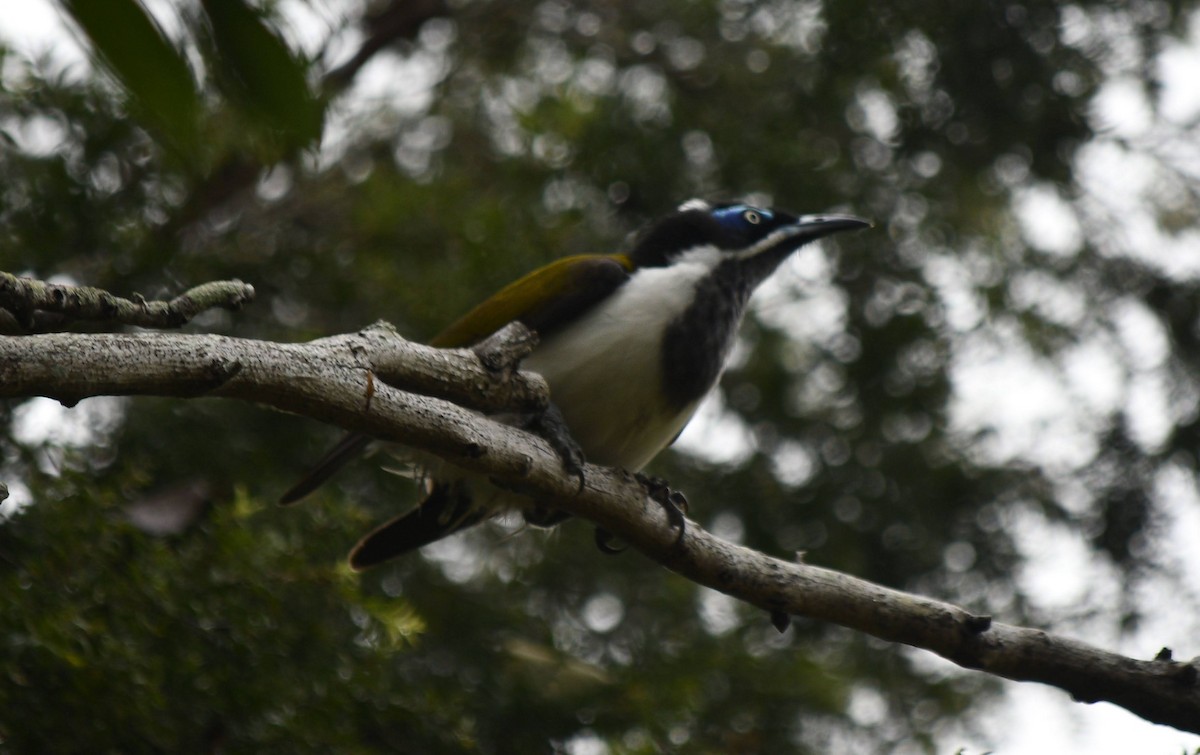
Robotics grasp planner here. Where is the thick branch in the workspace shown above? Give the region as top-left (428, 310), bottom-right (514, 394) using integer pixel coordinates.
top-left (1, 328), bottom-right (1197, 733)
top-left (0, 323), bottom-right (544, 414)
top-left (0, 273), bottom-right (254, 333)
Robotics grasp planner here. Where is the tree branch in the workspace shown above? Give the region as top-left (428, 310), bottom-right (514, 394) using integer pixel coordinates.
top-left (1, 324), bottom-right (1197, 733)
top-left (0, 273), bottom-right (254, 334)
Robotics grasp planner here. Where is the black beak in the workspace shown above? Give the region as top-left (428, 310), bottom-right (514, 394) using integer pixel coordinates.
top-left (740, 212), bottom-right (872, 283)
top-left (786, 214), bottom-right (873, 243)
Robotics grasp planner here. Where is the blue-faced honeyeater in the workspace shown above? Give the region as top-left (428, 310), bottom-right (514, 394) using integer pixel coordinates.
top-left (282, 199), bottom-right (869, 568)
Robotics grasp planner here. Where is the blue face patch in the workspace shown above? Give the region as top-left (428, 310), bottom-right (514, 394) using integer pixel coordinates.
top-left (711, 205), bottom-right (775, 233)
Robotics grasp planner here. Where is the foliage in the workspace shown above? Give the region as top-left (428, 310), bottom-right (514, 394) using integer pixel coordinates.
top-left (2, 0), bottom-right (1199, 751)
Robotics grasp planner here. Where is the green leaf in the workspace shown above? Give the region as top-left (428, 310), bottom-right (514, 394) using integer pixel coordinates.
top-left (61, 0), bottom-right (202, 155)
top-left (200, 0), bottom-right (324, 154)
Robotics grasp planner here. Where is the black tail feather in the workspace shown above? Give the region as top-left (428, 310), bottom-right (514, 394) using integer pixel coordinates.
top-left (348, 482), bottom-right (485, 570)
top-left (279, 432), bottom-right (373, 505)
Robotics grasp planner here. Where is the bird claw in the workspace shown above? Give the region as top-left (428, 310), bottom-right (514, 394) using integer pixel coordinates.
top-left (590, 475), bottom-right (687, 555)
top-left (635, 473), bottom-right (688, 545)
top-left (527, 401), bottom-right (586, 494)
top-left (594, 527), bottom-right (626, 554)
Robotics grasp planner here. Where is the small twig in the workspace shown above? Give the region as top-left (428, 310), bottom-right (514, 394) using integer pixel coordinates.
top-left (0, 273), bottom-right (255, 333)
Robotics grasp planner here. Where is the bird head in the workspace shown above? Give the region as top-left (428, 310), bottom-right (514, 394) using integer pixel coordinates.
top-left (629, 199), bottom-right (870, 287)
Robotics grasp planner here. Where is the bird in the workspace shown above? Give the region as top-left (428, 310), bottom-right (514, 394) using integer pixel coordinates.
top-left (281, 199), bottom-right (869, 569)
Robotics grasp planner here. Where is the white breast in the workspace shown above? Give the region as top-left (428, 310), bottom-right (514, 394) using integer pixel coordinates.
top-left (522, 248), bottom-right (722, 471)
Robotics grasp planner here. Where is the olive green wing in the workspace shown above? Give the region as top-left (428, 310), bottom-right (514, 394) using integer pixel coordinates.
top-left (431, 254), bottom-right (633, 347)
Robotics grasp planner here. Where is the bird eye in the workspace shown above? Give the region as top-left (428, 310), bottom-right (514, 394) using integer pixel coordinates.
top-left (743, 210), bottom-right (762, 225)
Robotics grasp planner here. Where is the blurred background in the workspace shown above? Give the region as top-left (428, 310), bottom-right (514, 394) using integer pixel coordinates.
top-left (2, 0), bottom-right (1199, 752)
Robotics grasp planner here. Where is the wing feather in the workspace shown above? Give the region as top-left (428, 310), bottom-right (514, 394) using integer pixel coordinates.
top-left (431, 254), bottom-right (632, 347)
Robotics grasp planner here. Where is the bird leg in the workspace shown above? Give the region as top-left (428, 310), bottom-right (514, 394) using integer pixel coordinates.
top-left (594, 475), bottom-right (688, 555)
top-left (512, 400), bottom-right (587, 529)
top-left (594, 526), bottom-right (626, 554)
top-left (521, 401), bottom-right (586, 494)
top-left (635, 473), bottom-right (689, 542)
top-left (521, 407), bottom-right (690, 554)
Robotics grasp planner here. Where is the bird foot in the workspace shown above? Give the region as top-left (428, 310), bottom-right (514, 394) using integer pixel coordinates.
top-left (594, 527), bottom-right (626, 554)
top-left (635, 473), bottom-right (688, 545)
top-left (592, 475), bottom-right (688, 556)
top-left (525, 401), bottom-right (586, 494)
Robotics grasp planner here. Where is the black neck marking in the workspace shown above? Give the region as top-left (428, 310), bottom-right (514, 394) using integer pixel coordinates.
top-left (660, 259), bottom-right (754, 410)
